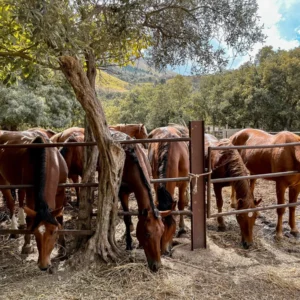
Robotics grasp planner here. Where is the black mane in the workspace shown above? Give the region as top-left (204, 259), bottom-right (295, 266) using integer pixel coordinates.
top-left (29, 136), bottom-right (58, 229)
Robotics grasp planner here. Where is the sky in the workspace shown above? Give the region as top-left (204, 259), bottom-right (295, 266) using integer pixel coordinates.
top-left (171, 0), bottom-right (300, 75)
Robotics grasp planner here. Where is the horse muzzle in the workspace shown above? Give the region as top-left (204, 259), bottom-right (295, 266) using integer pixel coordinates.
top-left (148, 260), bottom-right (161, 272)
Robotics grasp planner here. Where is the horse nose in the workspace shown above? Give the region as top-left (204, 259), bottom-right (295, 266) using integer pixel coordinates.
top-left (38, 263), bottom-right (50, 271)
top-left (148, 261), bottom-right (161, 272)
top-left (242, 241), bottom-right (252, 249)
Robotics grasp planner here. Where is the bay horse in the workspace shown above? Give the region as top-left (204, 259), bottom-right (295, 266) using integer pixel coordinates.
top-left (0, 130), bottom-right (68, 270)
top-left (110, 129), bottom-right (170, 272)
top-left (109, 124), bottom-right (148, 148)
top-left (147, 125), bottom-right (189, 254)
top-left (51, 127), bottom-right (85, 206)
top-left (205, 134), bottom-right (261, 248)
top-left (230, 128), bottom-right (300, 239)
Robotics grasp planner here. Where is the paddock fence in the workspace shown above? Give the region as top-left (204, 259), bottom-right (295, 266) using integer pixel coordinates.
top-left (0, 121), bottom-right (207, 251)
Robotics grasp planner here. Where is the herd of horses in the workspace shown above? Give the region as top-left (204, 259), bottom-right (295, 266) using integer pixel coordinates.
top-left (1, 124), bottom-right (300, 272)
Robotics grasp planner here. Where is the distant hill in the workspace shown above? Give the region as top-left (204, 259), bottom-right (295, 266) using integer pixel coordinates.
top-left (96, 71), bottom-right (130, 94)
top-left (105, 57), bottom-right (178, 84)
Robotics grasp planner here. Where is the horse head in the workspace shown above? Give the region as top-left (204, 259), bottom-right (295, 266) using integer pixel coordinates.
top-left (235, 198), bottom-right (262, 249)
top-left (136, 208), bottom-right (171, 272)
top-left (24, 206), bottom-right (63, 270)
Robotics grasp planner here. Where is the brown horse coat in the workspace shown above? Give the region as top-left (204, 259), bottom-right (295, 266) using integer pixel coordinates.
top-left (205, 134), bottom-right (261, 248)
top-left (0, 130), bottom-right (68, 270)
top-left (230, 128), bottom-right (300, 238)
top-left (148, 125), bottom-right (189, 254)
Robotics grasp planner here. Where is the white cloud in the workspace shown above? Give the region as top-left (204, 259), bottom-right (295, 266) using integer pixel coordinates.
top-left (230, 0), bottom-right (300, 68)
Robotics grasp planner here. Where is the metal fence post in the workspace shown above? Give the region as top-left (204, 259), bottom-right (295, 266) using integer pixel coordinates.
top-left (189, 120), bottom-right (206, 249)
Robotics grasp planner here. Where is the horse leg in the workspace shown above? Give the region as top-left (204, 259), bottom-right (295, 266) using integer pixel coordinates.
top-left (1, 183), bottom-right (18, 238)
top-left (230, 185), bottom-right (237, 208)
top-left (17, 189), bottom-right (26, 229)
top-left (177, 184), bottom-right (188, 236)
top-left (120, 192), bottom-right (133, 250)
top-left (21, 215), bottom-right (34, 254)
top-left (288, 186), bottom-right (300, 237)
top-left (214, 184), bottom-right (226, 231)
top-left (275, 182), bottom-right (287, 239)
top-left (70, 175), bottom-right (80, 207)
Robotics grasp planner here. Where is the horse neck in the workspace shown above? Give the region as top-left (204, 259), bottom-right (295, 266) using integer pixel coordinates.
top-left (224, 150), bottom-right (252, 200)
top-left (126, 149), bottom-right (155, 212)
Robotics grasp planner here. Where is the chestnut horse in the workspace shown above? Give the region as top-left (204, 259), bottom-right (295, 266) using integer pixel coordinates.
top-left (28, 127), bottom-right (57, 139)
top-left (147, 125), bottom-right (189, 254)
top-left (109, 124), bottom-right (148, 148)
top-left (110, 129), bottom-right (170, 271)
top-left (0, 130), bottom-right (68, 270)
top-left (51, 128), bottom-right (85, 206)
top-left (205, 134), bottom-right (261, 248)
top-left (230, 128), bottom-right (300, 239)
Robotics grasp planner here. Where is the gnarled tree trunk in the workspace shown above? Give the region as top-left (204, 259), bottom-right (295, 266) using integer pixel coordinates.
top-left (59, 55), bottom-right (125, 263)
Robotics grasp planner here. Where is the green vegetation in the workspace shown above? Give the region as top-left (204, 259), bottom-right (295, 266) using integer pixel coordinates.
top-left (104, 46), bottom-right (300, 132)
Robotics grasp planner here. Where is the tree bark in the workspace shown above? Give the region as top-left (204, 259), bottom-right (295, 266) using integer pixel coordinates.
top-left (75, 51), bottom-right (100, 247)
top-left (59, 55), bottom-right (125, 263)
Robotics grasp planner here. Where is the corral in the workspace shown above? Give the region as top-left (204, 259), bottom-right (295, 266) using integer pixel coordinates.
top-left (1, 124), bottom-right (300, 299)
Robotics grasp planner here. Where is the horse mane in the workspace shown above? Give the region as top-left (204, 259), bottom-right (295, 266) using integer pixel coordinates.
top-left (126, 144), bottom-right (158, 217)
top-left (29, 136), bottom-right (59, 229)
top-left (111, 130), bottom-right (159, 217)
top-left (215, 139), bottom-right (251, 199)
top-left (59, 134), bottom-right (78, 158)
top-left (156, 133), bottom-right (176, 212)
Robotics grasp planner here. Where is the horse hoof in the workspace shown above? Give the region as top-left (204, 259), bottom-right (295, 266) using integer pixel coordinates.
top-left (218, 225), bottom-right (226, 232)
top-left (176, 228), bottom-right (187, 237)
top-left (9, 234), bottom-right (19, 239)
top-left (126, 246), bottom-right (133, 251)
top-left (290, 231), bottom-right (300, 238)
top-left (22, 245), bottom-right (34, 254)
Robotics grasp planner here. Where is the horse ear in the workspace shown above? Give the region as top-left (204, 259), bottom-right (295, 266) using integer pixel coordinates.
top-left (24, 206), bottom-right (37, 217)
top-left (159, 210), bottom-right (172, 218)
top-left (254, 198), bottom-right (262, 206)
top-left (51, 207), bottom-right (64, 218)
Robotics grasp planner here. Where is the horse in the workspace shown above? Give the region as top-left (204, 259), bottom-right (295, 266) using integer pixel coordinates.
top-left (109, 124), bottom-right (148, 148)
top-left (0, 130), bottom-right (68, 270)
top-left (147, 125), bottom-right (189, 254)
top-left (205, 134), bottom-right (261, 248)
top-left (51, 128), bottom-right (85, 206)
top-left (27, 127), bottom-right (57, 138)
top-left (110, 129), bottom-right (170, 272)
top-left (230, 128), bottom-right (300, 239)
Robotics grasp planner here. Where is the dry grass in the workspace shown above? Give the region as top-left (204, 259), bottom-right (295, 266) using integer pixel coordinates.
top-left (1, 180), bottom-right (300, 299)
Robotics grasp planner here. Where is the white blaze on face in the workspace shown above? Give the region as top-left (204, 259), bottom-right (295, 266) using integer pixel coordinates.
top-left (18, 208), bottom-right (26, 226)
top-left (248, 212), bottom-right (254, 218)
top-left (38, 224), bottom-right (46, 235)
top-left (11, 215), bottom-right (19, 230)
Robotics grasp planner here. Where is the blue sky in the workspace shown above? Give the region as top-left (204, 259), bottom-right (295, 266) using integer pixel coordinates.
top-left (171, 0), bottom-right (300, 75)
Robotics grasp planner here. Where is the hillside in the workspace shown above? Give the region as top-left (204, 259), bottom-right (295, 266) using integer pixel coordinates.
top-left (96, 71), bottom-right (130, 94)
top-left (105, 57), bottom-right (177, 84)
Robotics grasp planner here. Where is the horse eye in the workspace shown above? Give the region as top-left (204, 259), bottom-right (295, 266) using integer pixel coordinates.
top-left (145, 232), bottom-right (151, 238)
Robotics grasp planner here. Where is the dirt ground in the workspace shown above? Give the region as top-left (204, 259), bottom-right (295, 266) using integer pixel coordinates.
top-left (1, 179), bottom-right (300, 300)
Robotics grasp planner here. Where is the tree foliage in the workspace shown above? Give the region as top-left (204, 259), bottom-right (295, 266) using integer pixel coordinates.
top-left (104, 46), bottom-right (300, 132)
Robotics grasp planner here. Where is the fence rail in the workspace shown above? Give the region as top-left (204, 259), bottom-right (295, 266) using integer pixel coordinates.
top-left (0, 121), bottom-right (203, 251)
